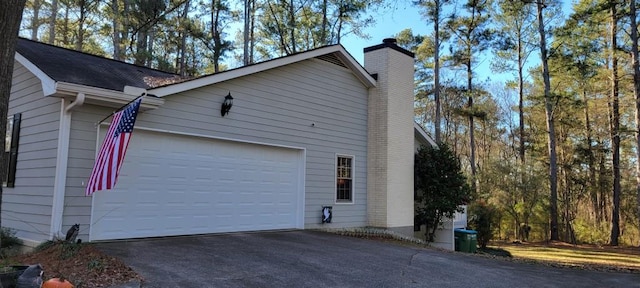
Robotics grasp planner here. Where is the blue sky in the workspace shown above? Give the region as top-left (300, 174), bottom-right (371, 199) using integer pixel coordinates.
top-left (340, 2), bottom-right (427, 65)
top-left (339, 1), bottom-right (574, 85)
top-left (338, 2), bottom-right (501, 84)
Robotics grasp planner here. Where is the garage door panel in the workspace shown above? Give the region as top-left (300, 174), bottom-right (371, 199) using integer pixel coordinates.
top-left (90, 130), bottom-right (303, 241)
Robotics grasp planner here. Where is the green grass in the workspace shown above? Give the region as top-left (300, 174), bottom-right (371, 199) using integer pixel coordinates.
top-left (493, 244), bottom-right (640, 271)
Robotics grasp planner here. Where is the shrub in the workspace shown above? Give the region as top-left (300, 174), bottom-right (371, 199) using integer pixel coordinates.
top-left (469, 201), bottom-right (496, 248)
top-left (0, 227), bottom-right (22, 249)
top-left (415, 143), bottom-right (471, 242)
top-left (572, 219), bottom-right (609, 245)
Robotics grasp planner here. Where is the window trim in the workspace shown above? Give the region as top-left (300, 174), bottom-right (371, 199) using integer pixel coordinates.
top-left (335, 154), bottom-right (355, 204)
top-left (5, 113), bottom-right (21, 187)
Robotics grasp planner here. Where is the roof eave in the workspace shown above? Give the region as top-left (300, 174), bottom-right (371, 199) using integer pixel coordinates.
top-left (333, 45), bottom-right (377, 88)
top-left (55, 82), bottom-right (164, 111)
top-left (149, 45), bottom-right (376, 97)
top-left (414, 122), bottom-right (437, 148)
top-left (15, 52), bottom-right (163, 110)
top-left (15, 52), bottom-right (56, 96)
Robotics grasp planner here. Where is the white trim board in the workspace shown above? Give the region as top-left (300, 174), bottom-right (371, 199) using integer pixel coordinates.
top-left (150, 45), bottom-right (376, 97)
top-left (15, 52), bottom-right (56, 96)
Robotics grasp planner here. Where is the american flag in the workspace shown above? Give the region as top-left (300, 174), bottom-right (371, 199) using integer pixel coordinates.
top-left (85, 98), bottom-right (142, 196)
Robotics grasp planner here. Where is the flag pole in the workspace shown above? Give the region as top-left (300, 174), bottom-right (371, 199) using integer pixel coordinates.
top-left (96, 93), bottom-right (147, 126)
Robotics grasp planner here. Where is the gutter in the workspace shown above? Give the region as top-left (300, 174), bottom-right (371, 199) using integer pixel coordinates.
top-left (50, 93), bottom-right (85, 240)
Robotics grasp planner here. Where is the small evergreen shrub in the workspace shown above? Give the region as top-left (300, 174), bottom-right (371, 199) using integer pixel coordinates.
top-left (572, 219), bottom-right (609, 245)
top-left (0, 227), bottom-right (22, 249)
top-left (415, 144), bottom-right (471, 242)
top-left (469, 201), bottom-right (496, 248)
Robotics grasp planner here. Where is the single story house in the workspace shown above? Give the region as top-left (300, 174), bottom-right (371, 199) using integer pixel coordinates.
top-left (5, 37), bottom-right (439, 246)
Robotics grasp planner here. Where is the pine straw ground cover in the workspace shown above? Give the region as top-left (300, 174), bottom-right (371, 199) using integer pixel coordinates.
top-left (5, 241), bottom-right (141, 288)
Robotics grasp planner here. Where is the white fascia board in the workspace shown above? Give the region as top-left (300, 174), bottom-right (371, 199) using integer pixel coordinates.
top-left (15, 52), bottom-right (57, 96)
top-left (333, 45), bottom-right (377, 88)
top-left (55, 82), bottom-right (164, 110)
top-left (150, 45), bottom-right (376, 97)
top-left (414, 122), bottom-right (437, 148)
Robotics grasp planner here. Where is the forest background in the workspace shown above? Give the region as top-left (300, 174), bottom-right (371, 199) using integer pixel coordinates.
top-left (15, 0), bottom-right (640, 246)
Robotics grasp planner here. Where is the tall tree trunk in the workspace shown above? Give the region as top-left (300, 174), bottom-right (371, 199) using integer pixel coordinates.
top-left (266, 0), bottom-right (290, 55)
top-left (536, 0), bottom-right (559, 241)
top-left (598, 146), bottom-right (608, 221)
top-left (48, 0), bottom-right (57, 44)
top-left (336, 12), bottom-right (343, 44)
top-left (434, 0), bottom-right (442, 144)
top-left (0, 0), bottom-right (27, 250)
top-left (76, 0), bottom-right (87, 51)
top-left (609, 2), bottom-right (620, 246)
top-left (249, 0), bottom-right (255, 63)
top-left (630, 0), bottom-right (640, 246)
top-left (518, 34), bottom-right (525, 164)
top-left (123, 0), bottom-right (131, 57)
top-left (583, 90), bottom-right (599, 222)
top-left (31, 0), bottom-right (40, 40)
top-left (288, 0), bottom-right (296, 53)
top-left (320, 0), bottom-right (328, 44)
top-left (147, 30), bottom-right (154, 67)
top-left (135, 30), bottom-right (148, 65)
top-left (243, 0), bottom-right (250, 65)
top-left (62, 3), bottom-right (69, 45)
top-left (558, 127), bottom-right (573, 243)
top-left (212, 0), bottom-right (222, 72)
top-left (467, 58), bottom-right (477, 194)
top-left (112, 0), bottom-right (122, 60)
top-left (178, 0), bottom-right (190, 76)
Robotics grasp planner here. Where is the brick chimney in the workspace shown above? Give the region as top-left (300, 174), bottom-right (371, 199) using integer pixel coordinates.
top-left (364, 38), bottom-right (415, 236)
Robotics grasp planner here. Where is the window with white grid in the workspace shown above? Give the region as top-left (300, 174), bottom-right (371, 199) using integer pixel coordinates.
top-left (336, 155), bottom-right (353, 203)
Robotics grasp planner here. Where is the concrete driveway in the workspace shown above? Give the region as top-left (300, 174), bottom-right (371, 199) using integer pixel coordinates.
top-left (96, 231), bottom-right (639, 288)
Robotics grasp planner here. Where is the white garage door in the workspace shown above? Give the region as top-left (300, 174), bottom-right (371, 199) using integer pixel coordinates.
top-left (90, 130), bottom-right (304, 241)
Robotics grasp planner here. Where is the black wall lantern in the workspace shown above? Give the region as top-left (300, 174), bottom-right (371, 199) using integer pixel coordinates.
top-left (221, 92), bottom-right (233, 117)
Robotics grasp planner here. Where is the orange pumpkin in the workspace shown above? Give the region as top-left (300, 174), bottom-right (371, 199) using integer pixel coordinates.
top-left (42, 277), bottom-right (74, 288)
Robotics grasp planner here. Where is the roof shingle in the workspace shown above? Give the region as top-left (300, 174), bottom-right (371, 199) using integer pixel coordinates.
top-left (16, 38), bottom-right (180, 92)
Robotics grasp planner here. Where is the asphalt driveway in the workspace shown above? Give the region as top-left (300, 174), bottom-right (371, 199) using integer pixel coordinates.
top-left (96, 231), bottom-right (639, 288)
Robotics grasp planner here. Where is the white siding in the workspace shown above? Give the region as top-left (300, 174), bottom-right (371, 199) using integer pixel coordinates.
top-left (65, 58), bottom-right (369, 241)
top-left (2, 61), bottom-right (60, 243)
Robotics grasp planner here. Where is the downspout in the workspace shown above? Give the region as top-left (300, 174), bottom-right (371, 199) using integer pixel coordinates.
top-left (50, 93), bottom-right (85, 239)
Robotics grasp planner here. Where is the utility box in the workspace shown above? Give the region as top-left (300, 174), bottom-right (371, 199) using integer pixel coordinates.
top-left (454, 229), bottom-right (478, 253)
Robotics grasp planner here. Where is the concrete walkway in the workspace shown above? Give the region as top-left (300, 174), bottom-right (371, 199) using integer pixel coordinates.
top-left (97, 231), bottom-right (640, 288)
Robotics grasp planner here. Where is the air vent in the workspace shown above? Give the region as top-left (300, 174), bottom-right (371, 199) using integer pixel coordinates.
top-left (316, 53), bottom-right (348, 68)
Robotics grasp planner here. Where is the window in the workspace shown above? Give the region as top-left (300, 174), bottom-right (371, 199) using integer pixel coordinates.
top-left (4, 113), bottom-right (21, 187)
top-left (336, 155), bottom-right (353, 203)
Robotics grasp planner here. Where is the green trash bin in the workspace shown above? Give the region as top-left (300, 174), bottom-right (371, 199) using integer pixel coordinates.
top-left (454, 229), bottom-right (478, 253)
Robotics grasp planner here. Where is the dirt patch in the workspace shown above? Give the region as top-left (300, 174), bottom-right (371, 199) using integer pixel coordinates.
top-left (7, 242), bottom-right (141, 288)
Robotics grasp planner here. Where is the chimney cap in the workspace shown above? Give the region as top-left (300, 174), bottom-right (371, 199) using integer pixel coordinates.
top-left (363, 38), bottom-right (415, 58)
top-left (382, 38), bottom-right (397, 44)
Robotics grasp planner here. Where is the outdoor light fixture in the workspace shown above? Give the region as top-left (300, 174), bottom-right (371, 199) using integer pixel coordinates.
top-left (221, 92), bottom-right (233, 117)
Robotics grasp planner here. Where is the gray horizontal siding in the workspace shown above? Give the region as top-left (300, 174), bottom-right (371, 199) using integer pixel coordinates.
top-left (64, 58), bottom-right (369, 241)
top-left (143, 59), bottom-right (369, 229)
top-left (63, 105), bottom-right (108, 242)
top-left (2, 61), bottom-right (60, 243)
